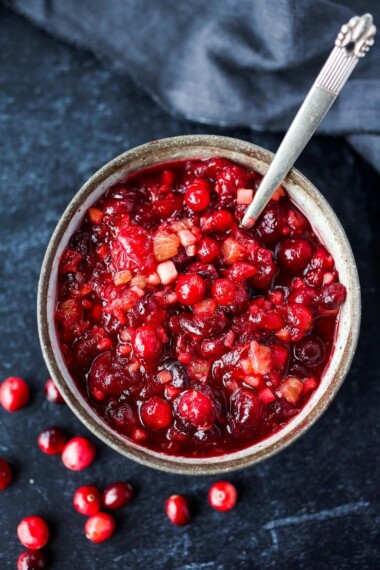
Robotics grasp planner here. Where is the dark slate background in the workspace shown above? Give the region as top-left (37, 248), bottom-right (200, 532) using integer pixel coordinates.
top-left (0, 5), bottom-right (379, 569)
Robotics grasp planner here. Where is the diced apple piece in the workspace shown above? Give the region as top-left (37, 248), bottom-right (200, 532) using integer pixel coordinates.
top-left (237, 189), bottom-right (254, 205)
top-left (277, 377), bottom-right (303, 405)
top-left (147, 271), bottom-right (160, 285)
top-left (178, 229), bottom-right (197, 247)
top-left (153, 231), bottom-right (180, 261)
top-left (88, 207), bottom-right (104, 224)
top-left (157, 370), bottom-right (173, 384)
top-left (259, 387), bottom-right (276, 404)
top-left (248, 340), bottom-right (272, 375)
top-left (185, 245), bottom-right (197, 256)
top-left (114, 270), bottom-right (132, 286)
top-left (222, 238), bottom-right (246, 265)
top-left (157, 261), bottom-right (178, 284)
top-left (271, 185), bottom-right (286, 201)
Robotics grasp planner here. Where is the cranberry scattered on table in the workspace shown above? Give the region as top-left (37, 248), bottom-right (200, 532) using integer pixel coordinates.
top-left (17, 549), bottom-right (47, 570)
top-left (74, 485), bottom-right (102, 516)
top-left (54, 157), bottom-right (346, 456)
top-left (0, 377), bottom-right (30, 412)
top-left (61, 436), bottom-right (96, 470)
top-left (102, 481), bottom-right (134, 509)
top-left (165, 494), bottom-right (190, 526)
top-left (37, 427), bottom-right (68, 455)
top-left (84, 512), bottom-right (116, 543)
top-left (0, 458), bottom-right (12, 490)
top-left (44, 379), bottom-right (65, 404)
top-left (17, 516), bottom-right (50, 549)
top-left (208, 481), bottom-right (238, 512)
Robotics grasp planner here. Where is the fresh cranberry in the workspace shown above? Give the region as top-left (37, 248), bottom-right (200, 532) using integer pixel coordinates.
top-left (212, 278), bottom-right (236, 305)
top-left (208, 481), bottom-right (238, 511)
top-left (38, 427), bottom-right (68, 455)
top-left (184, 179), bottom-right (210, 212)
top-left (141, 397), bottom-right (172, 429)
top-left (294, 334), bottom-right (326, 367)
top-left (176, 274), bottom-right (206, 306)
top-left (0, 458), bottom-right (12, 490)
top-left (0, 377), bottom-right (30, 412)
top-left (102, 482), bottom-right (134, 509)
top-left (17, 516), bottom-right (50, 549)
top-left (17, 550), bottom-right (47, 570)
top-left (277, 238), bottom-right (313, 272)
top-left (74, 485), bottom-right (102, 516)
top-left (177, 390), bottom-right (215, 428)
top-left (84, 512), bottom-right (116, 543)
top-left (61, 437), bottom-right (96, 471)
top-left (44, 378), bottom-right (65, 404)
top-left (165, 495), bottom-right (190, 526)
top-left (133, 326), bottom-right (163, 360)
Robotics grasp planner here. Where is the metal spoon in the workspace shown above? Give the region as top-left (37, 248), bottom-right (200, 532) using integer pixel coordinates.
top-left (241, 13), bottom-right (376, 229)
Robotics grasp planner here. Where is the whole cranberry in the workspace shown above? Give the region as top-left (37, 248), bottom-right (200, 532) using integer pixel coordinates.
top-left (141, 397), bottom-right (172, 429)
top-left (317, 283), bottom-right (346, 311)
top-left (61, 437), bottom-right (96, 471)
top-left (177, 389), bottom-right (215, 428)
top-left (74, 485), bottom-right (102, 516)
top-left (85, 512), bottom-right (116, 543)
top-left (133, 326), bottom-right (163, 361)
top-left (208, 210), bottom-right (233, 232)
top-left (176, 274), bottom-right (206, 306)
top-left (165, 495), bottom-right (190, 526)
top-left (17, 516), bottom-right (50, 549)
top-left (184, 180), bottom-right (210, 212)
top-left (211, 278), bottom-right (236, 305)
top-left (208, 481), bottom-right (238, 512)
top-left (230, 388), bottom-right (262, 430)
top-left (44, 379), bottom-right (65, 404)
top-left (102, 482), bottom-right (134, 509)
top-left (277, 238), bottom-right (313, 272)
top-left (294, 334), bottom-right (326, 367)
top-left (197, 238), bottom-right (220, 262)
top-left (17, 550), bottom-right (47, 570)
top-left (38, 427), bottom-right (68, 455)
top-left (0, 377), bottom-right (30, 412)
top-left (0, 458), bottom-right (12, 490)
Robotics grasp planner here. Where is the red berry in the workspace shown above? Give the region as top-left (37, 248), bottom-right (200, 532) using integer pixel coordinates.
top-left (177, 389), bottom-right (215, 428)
top-left (85, 512), bottom-right (115, 543)
top-left (17, 516), bottom-right (50, 549)
top-left (184, 180), bottom-right (210, 212)
top-left (277, 238), bottom-right (313, 272)
top-left (294, 334), bottom-right (326, 367)
top-left (0, 458), bottom-right (12, 490)
top-left (17, 550), bottom-right (47, 570)
top-left (230, 388), bottom-right (262, 431)
top-left (317, 283), bottom-right (346, 311)
top-left (175, 274), bottom-right (206, 306)
top-left (0, 377), bottom-right (30, 412)
top-left (102, 482), bottom-right (134, 509)
top-left (165, 495), bottom-right (190, 526)
top-left (38, 427), bottom-right (68, 455)
top-left (61, 437), bottom-right (96, 471)
top-left (209, 210), bottom-right (233, 232)
top-left (197, 238), bottom-right (220, 262)
top-left (133, 325), bottom-right (163, 361)
top-left (141, 397), bottom-right (172, 429)
top-left (208, 481), bottom-right (237, 511)
top-left (74, 485), bottom-right (102, 516)
top-left (211, 278), bottom-right (236, 305)
top-left (44, 379), bottom-right (65, 404)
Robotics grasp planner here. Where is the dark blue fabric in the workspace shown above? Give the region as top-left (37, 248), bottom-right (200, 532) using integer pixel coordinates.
top-left (7, 0), bottom-right (380, 170)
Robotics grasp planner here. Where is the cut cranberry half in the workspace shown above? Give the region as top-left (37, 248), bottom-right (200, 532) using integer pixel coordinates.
top-left (208, 481), bottom-right (238, 511)
top-left (0, 458), bottom-right (12, 490)
top-left (0, 377), bottom-right (30, 412)
top-left (17, 516), bottom-right (50, 549)
top-left (44, 379), bottom-right (65, 404)
top-left (61, 437), bottom-right (96, 471)
top-left (85, 512), bottom-right (116, 543)
top-left (74, 485), bottom-right (102, 516)
top-left (102, 482), bottom-right (134, 509)
top-left (17, 550), bottom-right (47, 570)
top-left (165, 495), bottom-right (190, 526)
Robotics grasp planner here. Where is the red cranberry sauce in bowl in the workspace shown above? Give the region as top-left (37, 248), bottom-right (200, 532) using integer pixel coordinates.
top-left (55, 157), bottom-right (346, 458)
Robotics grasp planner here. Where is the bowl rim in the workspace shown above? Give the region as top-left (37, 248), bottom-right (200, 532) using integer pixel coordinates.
top-left (37, 134), bottom-right (361, 475)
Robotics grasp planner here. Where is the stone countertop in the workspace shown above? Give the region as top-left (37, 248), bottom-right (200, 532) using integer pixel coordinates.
top-left (0, 5), bottom-right (379, 569)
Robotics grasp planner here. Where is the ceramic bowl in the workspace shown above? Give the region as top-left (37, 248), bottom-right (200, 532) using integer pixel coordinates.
top-left (37, 135), bottom-right (360, 475)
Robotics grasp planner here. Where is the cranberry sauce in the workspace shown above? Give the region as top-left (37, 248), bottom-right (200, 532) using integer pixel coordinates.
top-left (55, 157), bottom-right (346, 457)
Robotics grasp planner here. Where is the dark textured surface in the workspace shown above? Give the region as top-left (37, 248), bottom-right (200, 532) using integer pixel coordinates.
top-left (0, 6), bottom-right (379, 569)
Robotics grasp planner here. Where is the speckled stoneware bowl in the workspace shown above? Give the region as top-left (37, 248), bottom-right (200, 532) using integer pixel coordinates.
top-left (37, 135), bottom-right (361, 475)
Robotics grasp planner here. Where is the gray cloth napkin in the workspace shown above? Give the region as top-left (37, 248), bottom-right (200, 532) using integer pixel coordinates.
top-left (7, 0), bottom-right (380, 171)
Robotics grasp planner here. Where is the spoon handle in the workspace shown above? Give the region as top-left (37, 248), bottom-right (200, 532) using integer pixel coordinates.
top-left (241, 13), bottom-right (376, 228)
